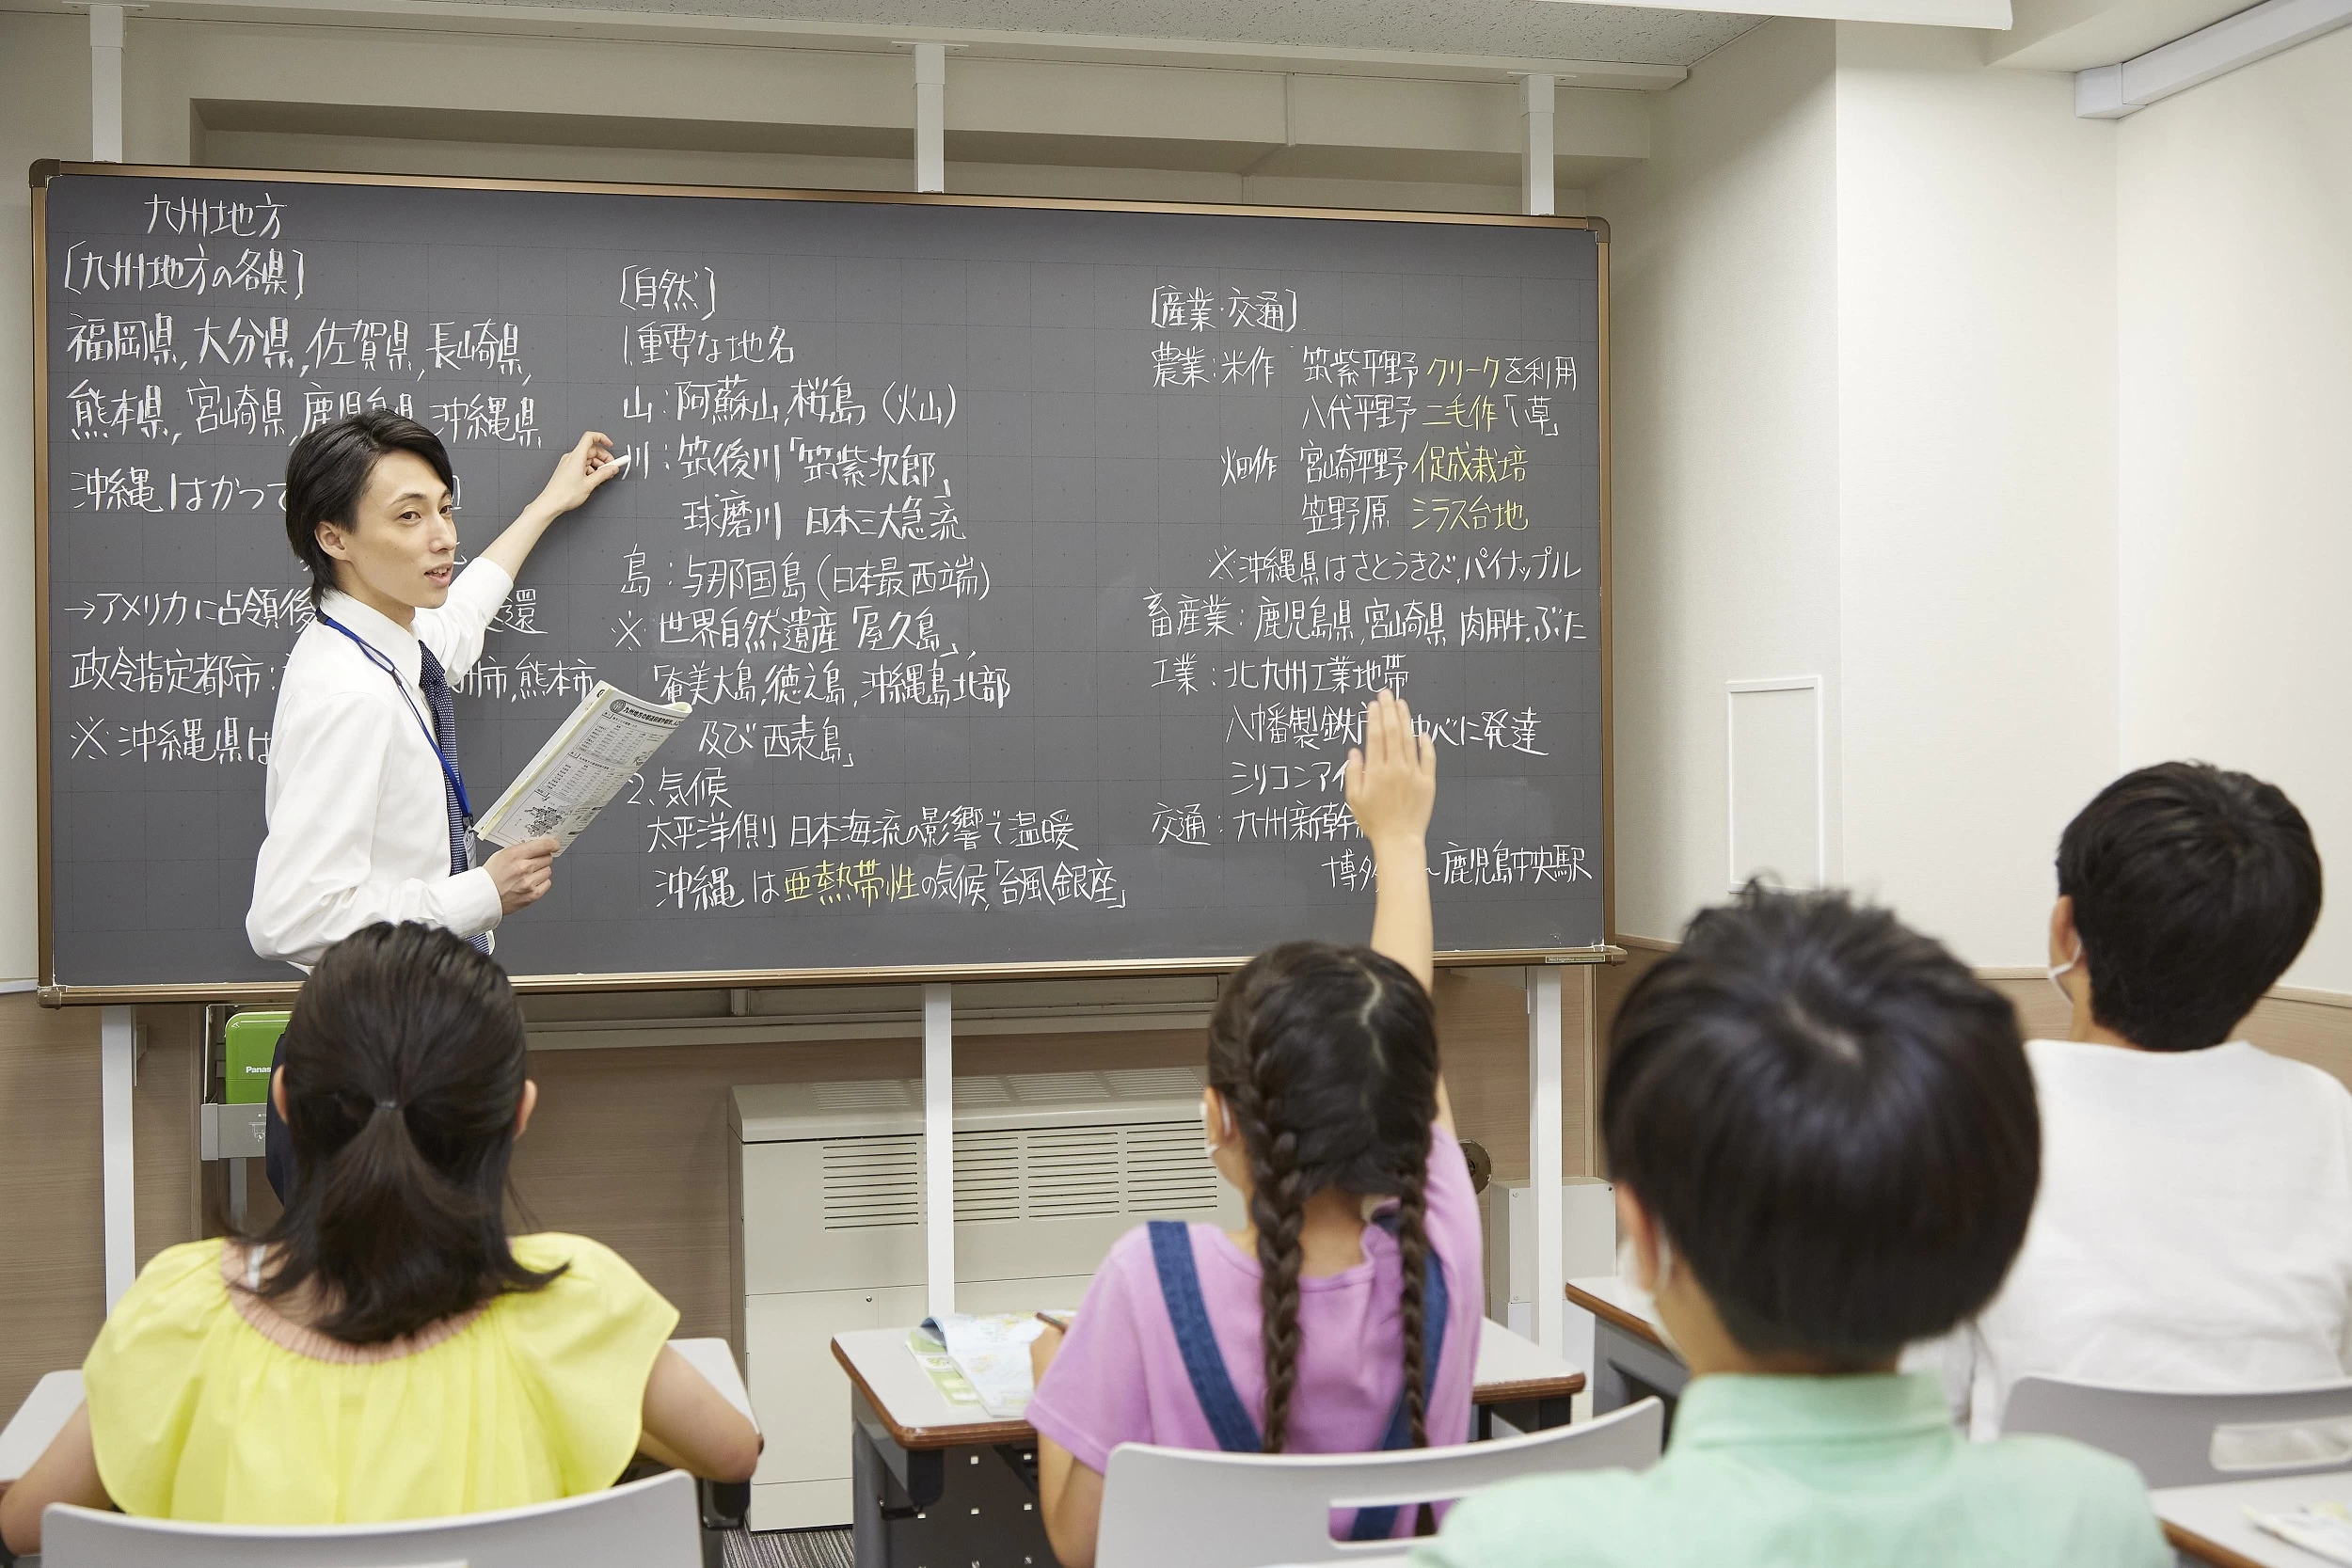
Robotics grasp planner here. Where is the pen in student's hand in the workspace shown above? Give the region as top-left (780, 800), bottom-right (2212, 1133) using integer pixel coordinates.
top-left (1036, 1310), bottom-right (1073, 1331)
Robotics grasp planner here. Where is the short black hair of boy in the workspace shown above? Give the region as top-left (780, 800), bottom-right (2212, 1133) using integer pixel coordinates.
top-left (2057, 762), bottom-right (2321, 1053)
top-left (282, 412), bottom-right (455, 602)
top-left (1604, 885), bottom-right (2038, 1367)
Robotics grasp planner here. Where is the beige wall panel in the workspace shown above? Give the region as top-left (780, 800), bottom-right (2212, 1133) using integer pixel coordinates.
top-left (0, 995), bottom-right (104, 1417)
top-left (2243, 995), bottom-right (2352, 1092)
top-left (133, 1005), bottom-right (203, 1269)
top-left (1436, 967), bottom-right (1593, 1187)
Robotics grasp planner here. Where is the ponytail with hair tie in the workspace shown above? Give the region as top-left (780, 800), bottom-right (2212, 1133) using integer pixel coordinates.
top-left (238, 922), bottom-right (562, 1345)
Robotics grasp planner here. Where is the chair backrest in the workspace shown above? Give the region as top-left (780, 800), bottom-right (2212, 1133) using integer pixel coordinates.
top-left (1097, 1397), bottom-right (1664, 1568)
top-left (43, 1469), bottom-right (700, 1568)
top-left (2004, 1374), bottom-right (2352, 1489)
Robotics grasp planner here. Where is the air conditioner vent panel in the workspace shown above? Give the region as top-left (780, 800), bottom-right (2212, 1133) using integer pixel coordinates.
top-left (820, 1135), bottom-right (920, 1230)
top-left (797, 1100), bottom-right (1225, 1232)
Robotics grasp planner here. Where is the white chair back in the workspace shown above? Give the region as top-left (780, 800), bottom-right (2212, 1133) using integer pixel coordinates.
top-left (2004, 1375), bottom-right (2352, 1489)
top-left (1097, 1397), bottom-right (1664, 1568)
top-left (42, 1469), bottom-right (701, 1568)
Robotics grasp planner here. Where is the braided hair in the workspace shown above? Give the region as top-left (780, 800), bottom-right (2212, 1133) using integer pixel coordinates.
top-left (1206, 942), bottom-right (1440, 1454)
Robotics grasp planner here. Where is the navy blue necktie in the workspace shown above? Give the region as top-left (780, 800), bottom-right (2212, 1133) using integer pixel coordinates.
top-left (416, 644), bottom-right (492, 956)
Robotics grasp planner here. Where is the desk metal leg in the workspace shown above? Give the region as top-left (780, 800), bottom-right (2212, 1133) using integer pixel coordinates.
top-left (1479, 1396), bottom-right (1577, 1439)
top-left (850, 1391), bottom-right (1050, 1568)
top-left (1591, 1320), bottom-right (1690, 1439)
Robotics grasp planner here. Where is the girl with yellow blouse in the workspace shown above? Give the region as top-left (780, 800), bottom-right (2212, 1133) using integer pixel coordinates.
top-left (0, 924), bottom-right (759, 1555)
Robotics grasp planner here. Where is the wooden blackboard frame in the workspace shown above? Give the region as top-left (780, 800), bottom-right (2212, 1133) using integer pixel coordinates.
top-left (29, 160), bottom-right (1613, 1005)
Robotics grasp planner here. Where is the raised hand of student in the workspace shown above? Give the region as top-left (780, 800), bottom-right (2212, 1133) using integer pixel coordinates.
top-left (1345, 688), bottom-right (1436, 848)
top-left (1346, 689), bottom-right (1436, 992)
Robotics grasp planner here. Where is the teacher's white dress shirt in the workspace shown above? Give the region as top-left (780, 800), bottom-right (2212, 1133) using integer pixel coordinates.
top-left (246, 562), bottom-right (514, 969)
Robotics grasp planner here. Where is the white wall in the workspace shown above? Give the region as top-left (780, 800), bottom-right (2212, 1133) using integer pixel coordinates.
top-left (1599, 19), bottom-right (2120, 964)
top-left (1832, 23), bottom-right (2117, 963)
top-left (0, 13), bottom-right (90, 985)
top-left (1594, 19), bottom-right (1843, 942)
top-left (2117, 24), bottom-right (2352, 992)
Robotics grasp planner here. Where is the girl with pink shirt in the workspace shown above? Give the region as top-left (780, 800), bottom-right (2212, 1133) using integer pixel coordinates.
top-left (1026, 690), bottom-right (1480, 1566)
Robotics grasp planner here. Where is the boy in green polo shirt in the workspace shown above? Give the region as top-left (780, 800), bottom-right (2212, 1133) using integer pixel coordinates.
top-left (1416, 887), bottom-right (2169, 1568)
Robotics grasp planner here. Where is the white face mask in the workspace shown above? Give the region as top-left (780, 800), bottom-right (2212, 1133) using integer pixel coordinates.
top-left (1614, 1231), bottom-right (1683, 1356)
top-left (2048, 944), bottom-right (2080, 1004)
top-left (1200, 1096), bottom-right (1221, 1156)
top-left (1615, 1232), bottom-right (1672, 1295)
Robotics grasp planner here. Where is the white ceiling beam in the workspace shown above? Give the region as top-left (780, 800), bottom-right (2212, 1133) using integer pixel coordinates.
top-left (46, 0), bottom-right (1691, 87)
top-left (1538, 0), bottom-right (2013, 25)
top-left (2075, 0), bottom-right (2352, 116)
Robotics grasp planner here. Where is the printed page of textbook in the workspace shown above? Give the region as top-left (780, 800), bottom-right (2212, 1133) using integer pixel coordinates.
top-left (474, 683), bottom-right (692, 852)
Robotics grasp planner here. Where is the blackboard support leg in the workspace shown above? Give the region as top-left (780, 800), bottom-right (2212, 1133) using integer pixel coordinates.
top-left (922, 983), bottom-right (955, 1319)
top-left (1527, 969), bottom-right (1564, 1354)
top-left (101, 1004), bottom-right (137, 1311)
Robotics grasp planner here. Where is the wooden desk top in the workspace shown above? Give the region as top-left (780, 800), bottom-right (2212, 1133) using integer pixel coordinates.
top-left (834, 1318), bottom-right (1588, 1452)
top-left (1565, 1275), bottom-right (1668, 1350)
top-left (2153, 1471), bottom-right (2352, 1568)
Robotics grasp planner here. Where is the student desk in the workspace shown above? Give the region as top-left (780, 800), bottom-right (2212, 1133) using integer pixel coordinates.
top-left (833, 1319), bottom-right (1587, 1568)
top-left (1565, 1275), bottom-right (1688, 1435)
top-left (2153, 1471), bottom-right (2352, 1567)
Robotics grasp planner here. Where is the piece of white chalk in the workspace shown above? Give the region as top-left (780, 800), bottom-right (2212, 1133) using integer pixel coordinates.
top-left (606, 452), bottom-right (630, 474)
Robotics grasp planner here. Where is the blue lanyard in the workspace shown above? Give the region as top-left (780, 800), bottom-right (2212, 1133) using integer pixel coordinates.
top-left (314, 611), bottom-right (475, 827)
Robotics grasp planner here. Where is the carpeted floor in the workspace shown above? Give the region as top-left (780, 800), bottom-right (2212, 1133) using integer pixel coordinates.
top-left (723, 1527), bottom-right (856, 1568)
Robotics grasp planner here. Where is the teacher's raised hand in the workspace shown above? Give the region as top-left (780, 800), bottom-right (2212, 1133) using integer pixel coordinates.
top-left (477, 431), bottom-right (626, 580)
top-left (533, 430), bottom-right (626, 515)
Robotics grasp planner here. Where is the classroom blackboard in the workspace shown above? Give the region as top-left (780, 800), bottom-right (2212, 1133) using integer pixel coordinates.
top-left (33, 165), bottom-right (1607, 1000)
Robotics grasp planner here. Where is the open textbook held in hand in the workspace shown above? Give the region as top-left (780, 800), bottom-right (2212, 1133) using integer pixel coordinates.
top-left (473, 683), bottom-right (692, 853)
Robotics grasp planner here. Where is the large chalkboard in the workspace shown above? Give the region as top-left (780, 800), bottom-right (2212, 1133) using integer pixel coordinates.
top-left (34, 165), bottom-right (1607, 1000)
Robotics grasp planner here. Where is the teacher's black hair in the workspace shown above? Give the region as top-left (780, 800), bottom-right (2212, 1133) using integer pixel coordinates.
top-left (241, 922), bottom-right (562, 1344)
top-left (282, 412), bottom-right (456, 604)
top-left (1603, 884), bottom-right (2039, 1367)
top-left (2057, 761), bottom-right (2321, 1053)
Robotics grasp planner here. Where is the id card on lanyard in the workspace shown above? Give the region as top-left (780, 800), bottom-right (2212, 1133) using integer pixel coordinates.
top-left (314, 612), bottom-right (480, 868)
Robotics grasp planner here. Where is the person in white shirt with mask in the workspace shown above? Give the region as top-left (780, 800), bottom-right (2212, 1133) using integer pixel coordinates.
top-left (247, 411), bottom-right (621, 1196)
top-left (1928, 762), bottom-right (2346, 1437)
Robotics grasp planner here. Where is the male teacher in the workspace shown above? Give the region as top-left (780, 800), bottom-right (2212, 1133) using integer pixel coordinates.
top-left (247, 410), bottom-right (621, 1196)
